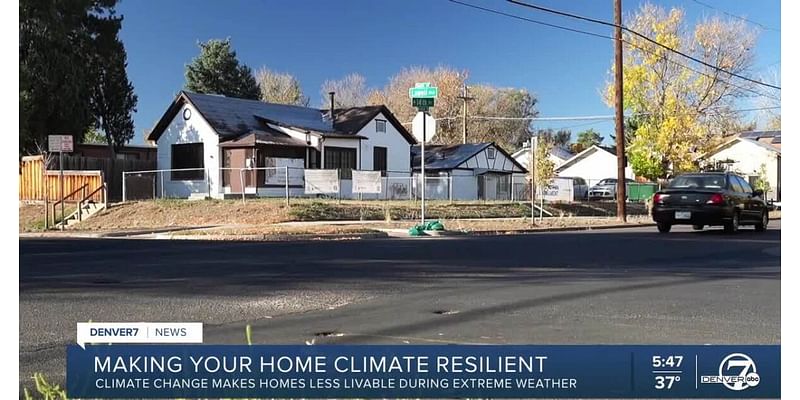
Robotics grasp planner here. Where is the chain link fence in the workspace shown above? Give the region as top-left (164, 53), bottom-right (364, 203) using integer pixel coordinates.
top-left (121, 167), bottom-right (652, 216)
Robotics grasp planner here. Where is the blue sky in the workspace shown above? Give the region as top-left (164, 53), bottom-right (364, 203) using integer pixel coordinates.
top-left (118, 0), bottom-right (781, 145)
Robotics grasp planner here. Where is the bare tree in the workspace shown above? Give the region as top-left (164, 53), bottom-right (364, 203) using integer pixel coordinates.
top-left (255, 68), bottom-right (309, 106)
top-left (320, 73), bottom-right (369, 108)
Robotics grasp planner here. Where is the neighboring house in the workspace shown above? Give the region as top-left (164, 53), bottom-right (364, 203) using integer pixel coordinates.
top-left (700, 132), bottom-right (781, 201)
top-left (411, 142), bottom-right (527, 200)
top-left (511, 145), bottom-right (573, 170)
top-left (145, 91), bottom-right (415, 199)
top-left (555, 145), bottom-right (634, 185)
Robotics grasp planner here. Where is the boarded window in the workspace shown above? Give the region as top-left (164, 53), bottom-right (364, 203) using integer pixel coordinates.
top-left (324, 147), bottom-right (357, 179)
top-left (373, 146), bottom-right (387, 176)
top-left (376, 120), bottom-right (387, 133)
top-left (171, 143), bottom-right (204, 180)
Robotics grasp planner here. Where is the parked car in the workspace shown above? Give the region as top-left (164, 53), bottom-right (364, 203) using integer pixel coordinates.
top-left (588, 178), bottom-right (634, 200)
top-left (651, 172), bottom-right (769, 233)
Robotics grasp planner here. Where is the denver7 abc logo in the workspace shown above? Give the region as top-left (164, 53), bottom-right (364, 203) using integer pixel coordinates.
top-left (701, 353), bottom-right (760, 391)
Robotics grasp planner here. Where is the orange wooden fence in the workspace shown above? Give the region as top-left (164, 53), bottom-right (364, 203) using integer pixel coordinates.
top-left (19, 155), bottom-right (104, 202)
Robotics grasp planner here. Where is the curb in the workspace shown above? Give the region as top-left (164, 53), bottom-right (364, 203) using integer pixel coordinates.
top-left (463, 223), bottom-right (657, 236)
top-left (155, 231), bottom-right (390, 242)
top-left (20, 223), bottom-right (656, 240)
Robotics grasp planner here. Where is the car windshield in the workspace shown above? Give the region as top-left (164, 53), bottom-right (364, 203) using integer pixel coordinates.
top-left (599, 179), bottom-right (615, 185)
top-left (669, 175), bottom-right (725, 189)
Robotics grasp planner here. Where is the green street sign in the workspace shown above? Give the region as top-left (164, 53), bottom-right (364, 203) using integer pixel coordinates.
top-left (415, 82), bottom-right (431, 88)
top-left (409, 86), bottom-right (439, 98)
top-left (412, 97), bottom-right (435, 108)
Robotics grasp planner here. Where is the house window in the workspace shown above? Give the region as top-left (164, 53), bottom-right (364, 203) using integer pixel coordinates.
top-left (308, 149), bottom-right (321, 169)
top-left (373, 146), bottom-right (387, 176)
top-left (487, 147), bottom-right (496, 160)
top-left (376, 119), bottom-right (387, 133)
top-left (324, 147), bottom-right (356, 179)
top-left (171, 143), bottom-right (204, 180)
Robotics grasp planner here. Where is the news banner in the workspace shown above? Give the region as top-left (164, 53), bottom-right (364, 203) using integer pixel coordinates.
top-left (69, 323), bottom-right (780, 398)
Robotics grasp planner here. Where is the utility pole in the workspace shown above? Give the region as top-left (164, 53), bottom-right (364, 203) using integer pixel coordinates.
top-left (457, 83), bottom-right (474, 144)
top-left (529, 136), bottom-right (537, 225)
top-left (614, 0), bottom-right (627, 222)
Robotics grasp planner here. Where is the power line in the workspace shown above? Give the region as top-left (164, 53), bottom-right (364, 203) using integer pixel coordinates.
top-left (448, 0), bottom-right (611, 40)
top-left (622, 39), bottom-right (781, 102)
top-left (469, 106), bottom-right (780, 121)
top-left (449, 0), bottom-right (781, 101)
top-left (690, 0), bottom-right (780, 33)
top-left (505, 0), bottom-right (781, 90)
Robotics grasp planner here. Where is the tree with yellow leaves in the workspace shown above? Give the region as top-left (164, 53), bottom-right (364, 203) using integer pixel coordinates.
top-left (605, 3), bottom-right (759, 180)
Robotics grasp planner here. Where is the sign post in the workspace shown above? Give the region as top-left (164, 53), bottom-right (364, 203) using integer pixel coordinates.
top-left (409, 83), bottom-right (438, 225)
top-left (48, 135), bottom-right (73, 230)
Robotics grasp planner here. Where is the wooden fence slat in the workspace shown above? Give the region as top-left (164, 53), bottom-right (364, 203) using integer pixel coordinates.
top-left (20, 153), bottom-right (156, 202)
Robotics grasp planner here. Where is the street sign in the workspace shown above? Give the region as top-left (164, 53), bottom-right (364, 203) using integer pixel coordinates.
top-left (412, 97), bottom-right (435, 109)
top-left (409, 86), bottom-right (439, 98)
top-left (48, 135), bottom-right (73, 153)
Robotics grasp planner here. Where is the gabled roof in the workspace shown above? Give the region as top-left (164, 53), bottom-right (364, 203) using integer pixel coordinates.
top-left (738, 130), bottom-right (781, 147)
top-left (556, 145), bottom-right (618, 172)
top-left (146, 91), bottom-right (415, 144)
top-left (700, 136), bottom-right (781, 160)
top-left (218, 129), bottom-right (308, 148)
top-left (511, 145), bottom-right (574, 161)
top-left (324, 105), bottom-right (417, 145)
top-left (410, 142), bottom-right (526, 171)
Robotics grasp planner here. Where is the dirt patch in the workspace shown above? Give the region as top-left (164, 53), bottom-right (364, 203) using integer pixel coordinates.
top-left (18, 203), bottom-right (75, 232)
top-left (19, 204), bottom-right (45, 232)
top-left (72, 199), bottom-right (293, 231)
top-left (25, 198), bottom-right (650, 233)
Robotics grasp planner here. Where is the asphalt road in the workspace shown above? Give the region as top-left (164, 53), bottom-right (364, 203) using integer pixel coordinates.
top-left (19, 222), bottom-right (780, 388)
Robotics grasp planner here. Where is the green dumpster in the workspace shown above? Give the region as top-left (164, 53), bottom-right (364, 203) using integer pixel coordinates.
top-left (627, 183), bottom-right (658, 202)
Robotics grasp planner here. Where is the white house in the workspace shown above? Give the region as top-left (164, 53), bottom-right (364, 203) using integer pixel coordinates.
top-left (555, 145), bottom-right (633, 185)
top-left (411, 142), bottom-right (527, 201)
top-left (701, 132), bottom-right (781, 201)
top-left (144, 91), bottom-right (416, 199)
top-left (511, 145), bottom-right (573, 170)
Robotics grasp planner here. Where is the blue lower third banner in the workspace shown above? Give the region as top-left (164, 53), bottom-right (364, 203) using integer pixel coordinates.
top-left (67, 345), bottom-right (779, 398)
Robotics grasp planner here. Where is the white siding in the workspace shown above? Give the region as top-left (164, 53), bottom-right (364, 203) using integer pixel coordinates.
top-left (156, 102), bottom-right (221, 199)
top-left (358, 112), bottom-right (412, 176)
top-left (557, 148), bottom-right (633, 185)
top-left (513, 148), bottom-right (567, 170)
top-left (707, 140), bottom-right (780, 199)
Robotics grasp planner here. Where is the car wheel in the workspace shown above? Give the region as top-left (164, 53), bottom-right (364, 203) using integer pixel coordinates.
top-left (692, 225), bottom-right (704, 231)
top-left (724, 212), bottom-right (740, 234)
top-left (657, 223), bottom-right (671, 233)
top-left (754, 211), bottom-right (769, 232)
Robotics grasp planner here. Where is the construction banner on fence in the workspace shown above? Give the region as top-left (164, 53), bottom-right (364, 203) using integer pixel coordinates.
top-left (352, 171), bottom-right (382, 194)
top-left (304, 169), bottom-right (339, 194)
top-left (542, 177), bottom-right (574, 202)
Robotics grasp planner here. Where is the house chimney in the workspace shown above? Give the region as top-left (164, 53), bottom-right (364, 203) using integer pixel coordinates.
top-left (329, 91), bottom-right (336, 121)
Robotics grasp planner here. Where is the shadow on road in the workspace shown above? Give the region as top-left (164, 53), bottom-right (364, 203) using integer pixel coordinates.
top-left (19, 227), bottom-right (779, 296)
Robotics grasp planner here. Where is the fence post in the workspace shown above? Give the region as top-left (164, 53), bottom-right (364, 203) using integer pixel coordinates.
top-left (239, 168), bottom-right (245, 204)
top-left (152, 172), bottom-right (156, 202)
top-left (206, 168), bottom-right (211, 199)
top-left (449, 176), bottom-right (453, 204)
top-left (160, 171), bottom-right (164, 200)
top-left (122, 171), bottom-right (127, 203)
top-left (511, 175), bottom-right (515, 202)
top-left (284, 166), bottom-right (289, 206)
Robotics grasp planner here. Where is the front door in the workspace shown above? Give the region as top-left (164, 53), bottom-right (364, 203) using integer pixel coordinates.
top-left (223, 148), bottom-right (256, 193)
